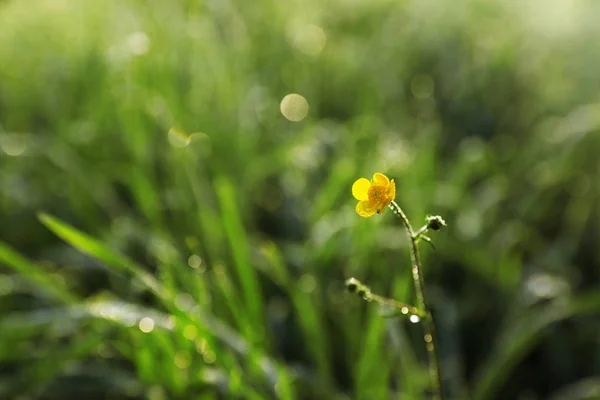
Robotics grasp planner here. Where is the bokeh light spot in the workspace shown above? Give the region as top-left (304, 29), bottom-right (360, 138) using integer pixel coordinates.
top-left (139, 317), bottom-right (155, 333)
top-left (168, 127), bottom-right (191, 148)
top-left (457, 209), bottom-right (482, 240)
top-left (196, 338), bottom-right (208, 354)
top-left (298, 274), bottom-right (317, 294)
top-left (147, 385), bottom-right (167, 400)
top-left (410, 315), bottom-right (421, 323)
top-left (174, 351), bottom-right (191, 369)
top-left (0, 134), bottom-right (27, 156)
top-left (280, 94), bottom-right (309, 122)
top-left (166, 315), bottom-right (176, 330)
top-left (203, 350), bottom-right (216, 364)
top-left (183, 324), bottom-right (198, 341)
top-left (526, 273), bottom-right (567, 299)
top-left (175, 293), bottom-right (195, 312)
top-left (289, 24), bottom-right (326, 56)
top-left (188, 255), bottom-right (203, 269)
top-left (188, 132), bottom-right (212, 156)
top-left (127, 31), bottom-right (150, 55)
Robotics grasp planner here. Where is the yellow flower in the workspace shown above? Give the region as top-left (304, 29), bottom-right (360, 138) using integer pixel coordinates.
top-left (352, 172), bottom-right (396, 217)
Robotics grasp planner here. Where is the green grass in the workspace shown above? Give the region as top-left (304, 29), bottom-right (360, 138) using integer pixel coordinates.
top-left (1, 0), bottom-right (600, 399)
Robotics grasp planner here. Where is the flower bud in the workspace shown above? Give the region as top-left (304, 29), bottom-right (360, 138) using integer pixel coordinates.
top-left (426, 215), bottom-right (447, 231)
top-left (345, 277), bottom-right (360, 293)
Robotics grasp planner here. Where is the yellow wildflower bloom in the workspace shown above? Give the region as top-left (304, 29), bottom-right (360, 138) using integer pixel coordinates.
top-left (352, 173), bottom-right (396, 217)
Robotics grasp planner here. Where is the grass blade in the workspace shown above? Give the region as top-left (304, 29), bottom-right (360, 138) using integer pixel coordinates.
top-left (0, 240), bottom-right (77, 303)
top-left (214, 177), bottom-right (265, 338)
top-left (473, 291), bottom-right (600, 400)
top-left (37, 212), bottom-right (164, 296)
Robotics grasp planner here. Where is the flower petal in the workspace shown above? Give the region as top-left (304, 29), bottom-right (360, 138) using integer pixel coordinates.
top-left (356, 201), bottom-right (377, 217)
top-left (387, 179), bottom-right (396, 201)
top-left (352, 178), bottom-right (371, 200)
top-left (373, 172), bottom-right (389, 186)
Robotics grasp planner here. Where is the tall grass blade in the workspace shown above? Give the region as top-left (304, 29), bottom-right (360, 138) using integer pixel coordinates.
top-left (0, 240), bottom-right (77, 303)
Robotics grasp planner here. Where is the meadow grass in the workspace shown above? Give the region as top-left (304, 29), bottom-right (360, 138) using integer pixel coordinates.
top-left (1, 0), bottom-right (600, 399)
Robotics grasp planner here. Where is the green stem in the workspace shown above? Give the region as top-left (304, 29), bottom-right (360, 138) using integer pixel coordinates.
top-left (367, 292), bottom-right (426, 318)
top-left (389, 200), bottom-right (443, 400)
top-left (413, 225), bottom-right (429, 240)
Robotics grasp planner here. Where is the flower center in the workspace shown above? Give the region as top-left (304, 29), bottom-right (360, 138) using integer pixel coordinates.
top-left (368, 185), bottom-right (386, 202)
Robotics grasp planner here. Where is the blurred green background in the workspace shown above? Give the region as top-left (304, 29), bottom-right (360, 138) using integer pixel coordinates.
top-left (1, 0), bottom-right (600, 399)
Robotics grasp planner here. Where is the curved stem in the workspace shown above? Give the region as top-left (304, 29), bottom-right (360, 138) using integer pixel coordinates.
top-left (389, 201), bottom-right (443, 400)
top-left (367, 292), bottom-right (426, 318)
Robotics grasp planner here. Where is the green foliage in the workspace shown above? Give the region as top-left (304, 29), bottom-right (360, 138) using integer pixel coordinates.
top-left (1, 0), bottom-right (600, 399)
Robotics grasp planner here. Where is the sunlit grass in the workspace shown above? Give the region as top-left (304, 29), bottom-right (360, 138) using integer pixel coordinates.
top-left (1, 0), bottom-right (600, 399)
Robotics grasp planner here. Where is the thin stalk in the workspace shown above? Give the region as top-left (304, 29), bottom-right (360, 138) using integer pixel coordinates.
top-left (389, 200), bottom-right (443, 400)
top-left (367, 292), bottom-right (426, 318)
